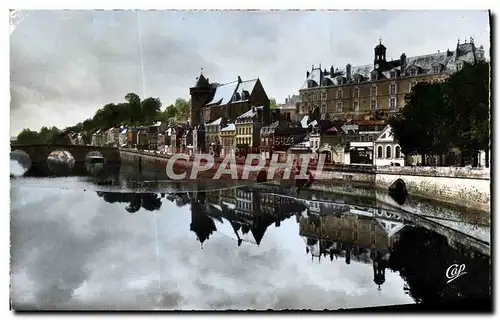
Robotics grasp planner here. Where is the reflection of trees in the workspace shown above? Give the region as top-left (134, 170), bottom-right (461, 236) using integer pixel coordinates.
top-left (96, 191), bottom-right (163, 212)
top-left (389, 227), bottom-right (491, 304)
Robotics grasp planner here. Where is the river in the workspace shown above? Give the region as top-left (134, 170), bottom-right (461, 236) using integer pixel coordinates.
top-left (10, 161), bottom-right (491, 310)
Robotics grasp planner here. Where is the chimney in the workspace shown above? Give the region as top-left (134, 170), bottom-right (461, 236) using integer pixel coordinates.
top-left (237, 76), bottom-right (242, 83)
top-left (346, 64), bottom-right (352, 82)
top-left (400, 53), bottom-right (407, 74)
top-left (306, 71), bottom-right (310, 78)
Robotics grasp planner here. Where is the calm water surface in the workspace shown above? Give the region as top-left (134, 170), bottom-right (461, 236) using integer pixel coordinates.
top-left (10, 163), bottom-right (491, 310)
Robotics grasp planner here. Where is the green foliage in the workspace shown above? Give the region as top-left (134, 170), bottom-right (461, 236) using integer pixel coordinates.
top-left (389, 82), bottom-right (453, 156)
top-left (270, 98), bottom-right (277, 110)
top-left (390, 61), bottom-right (490, 166)
top-left (14, 93), bottom-right (191, 145)
top-left (15, 126), bottom-right (72, 145)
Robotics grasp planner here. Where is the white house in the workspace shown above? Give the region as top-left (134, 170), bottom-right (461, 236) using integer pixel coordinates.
top-left (106, 127), bottom-right (120, 147)
top-left (373, 125), bottom-right (405, 166)
top-left (118, 126), bottom-right (128, 147)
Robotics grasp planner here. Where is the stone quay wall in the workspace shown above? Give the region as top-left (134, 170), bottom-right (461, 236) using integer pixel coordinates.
top-left (119, 150), bottom-right (490, 212)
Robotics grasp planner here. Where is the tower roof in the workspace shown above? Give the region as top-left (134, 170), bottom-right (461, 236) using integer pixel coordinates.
top-left (193, 72), bottom-right (209, 88)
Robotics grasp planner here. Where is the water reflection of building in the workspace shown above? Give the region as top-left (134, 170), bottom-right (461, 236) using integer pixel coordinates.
top-left (188, 189), bottom-right (307, 248)
top-left (299, 202), bottom-right (406, 290)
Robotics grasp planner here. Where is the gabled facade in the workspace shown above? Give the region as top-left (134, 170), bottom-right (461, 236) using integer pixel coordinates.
top-left (373, 125), bottom-right (404, 166)
top-left (220, 123), bottom-right (236, 158)
top-left (190, 73), bottom-right (272, 126)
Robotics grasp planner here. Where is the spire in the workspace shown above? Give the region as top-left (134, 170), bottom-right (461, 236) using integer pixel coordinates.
top-left (379, 37), bottom-right (383, 45)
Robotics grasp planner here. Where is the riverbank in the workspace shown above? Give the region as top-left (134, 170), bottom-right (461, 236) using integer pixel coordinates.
top-left (119, 149), bottom-right (491, 213)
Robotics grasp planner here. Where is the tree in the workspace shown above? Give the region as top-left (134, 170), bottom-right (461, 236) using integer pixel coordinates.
top-left (389, 227), bottom-right (491, 305)
top-left (445, 61), bottom-right (490, 167)
top-left (174, 98), bottom-right (190, 123)
top-left (125, 93), bottom-right (143, 126)
top-left (141, 97), bottom-right (162, 124)
top-left (389, 81), bottom-right (453, 165)
top-left (16, 129), bottom-right (40, 144)
top-left (270, 98), bottom-right (277, 110)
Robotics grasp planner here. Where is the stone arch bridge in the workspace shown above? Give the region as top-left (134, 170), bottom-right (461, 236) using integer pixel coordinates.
top-left (10, 144), bottom-right (121, 167)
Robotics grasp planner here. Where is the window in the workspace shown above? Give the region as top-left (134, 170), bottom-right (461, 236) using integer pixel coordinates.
top-left (312, 92), bottom-right (317, 101)
top-left (371, 85), bottom-right (377, 96)
top-left (353, 100), bottom-right (359, 111)
top-left (337, 89), bottom-right (343, 99)
top-left (371, 73), bottom-right (377, 81)
top-left (386, 146), bottom-right (392, 158)
top-left (433, 65), bottom-right (441, 74)
top-left (371, 99), bottom-right (377, 111)
top-left (409, 68), bottom-right (417, 76)
top-left (456, 62), bottom-right (463, 71)
top-left (395, 145), bottom-right (401, 158)
top-left (409, 81), bottom-right (418, 91)
top-left (390, 71), bottom-right (397, 79)
top-left (377, 146), bottom-right (383, 158)
top-left (354, 76), bottom-right (360, 84)
top-left (390, 83), bottom-right (396, 95)
top-left (321, 91), bottom-right (327, 100)
top-left (337, 102), bottom-right (342, 112)
top-left (354, 87), bottom-right (359, 98)
top-left (390, 97), bottom-right (396, 110)
top-left (321, 103), bottom-right (327, 114)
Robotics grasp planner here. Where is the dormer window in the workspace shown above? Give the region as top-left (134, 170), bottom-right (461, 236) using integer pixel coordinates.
top-left (354, 75), bottom-right (361, 84)
top-left (233, 92), bottom-right (241, 101)
top-left (433, 65), bottom-right (441, 74)
top-left (241, 90), bottom-right (250, 100)
top-left (456, 62), bottom-right (463, 71)
top-left (371, 72), bottom-right (378, 81)
top-left (390, 71), bottom-right (397, 79)
top-left (409, 68), bottom-right (417, 76)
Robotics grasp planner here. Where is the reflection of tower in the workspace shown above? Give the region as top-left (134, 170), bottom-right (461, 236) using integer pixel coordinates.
top-left (190, 198), bottom-right (216, 249)
top-left (372, 250), bottom-right (387, 290)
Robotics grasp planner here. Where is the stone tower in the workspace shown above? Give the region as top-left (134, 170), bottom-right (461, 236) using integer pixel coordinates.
top-left (189, 71), bottom-right (214, 127)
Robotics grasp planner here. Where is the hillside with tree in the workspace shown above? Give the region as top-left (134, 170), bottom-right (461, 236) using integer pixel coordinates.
top-left (13, 93), bottom-right (191, 145)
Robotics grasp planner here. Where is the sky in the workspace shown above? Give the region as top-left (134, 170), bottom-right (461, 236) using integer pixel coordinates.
top-left (10, 179), bottom-right (414, 310)
top-left (10, 10), bottom-right (490, 136)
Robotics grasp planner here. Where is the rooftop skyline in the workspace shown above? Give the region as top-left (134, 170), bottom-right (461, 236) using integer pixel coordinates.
top-left (10, 10), bottom-right (490, 135)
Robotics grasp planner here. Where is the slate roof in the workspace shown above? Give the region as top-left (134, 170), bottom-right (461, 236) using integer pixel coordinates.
top-left (301, 41), bottom-right (484, 90)
top-left (207, 117), bottom-right (223, 126)
top-left (206, 78), bottom-right (259, 107)
top-left (221, 123), bottom-right (236, 132)
top-left (237, 108), bottom-right (257, 120)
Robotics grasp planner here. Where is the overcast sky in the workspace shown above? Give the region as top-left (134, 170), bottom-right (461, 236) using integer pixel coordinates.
top-left (10, 10), bottom-right (490, 135)
top-left (11, 179), bottom-right (413, 310)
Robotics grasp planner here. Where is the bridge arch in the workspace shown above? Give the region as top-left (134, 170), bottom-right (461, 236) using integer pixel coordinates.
top-left (9, 144), bottom-right (121, 169)
top-left (10, 150), bottom-right (32, 176)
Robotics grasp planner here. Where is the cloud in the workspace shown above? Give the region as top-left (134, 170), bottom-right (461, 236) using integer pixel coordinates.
top-left (10, 180), bottom-right (413, 310)
top-left (10, 10), bottom-right (490, 135)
